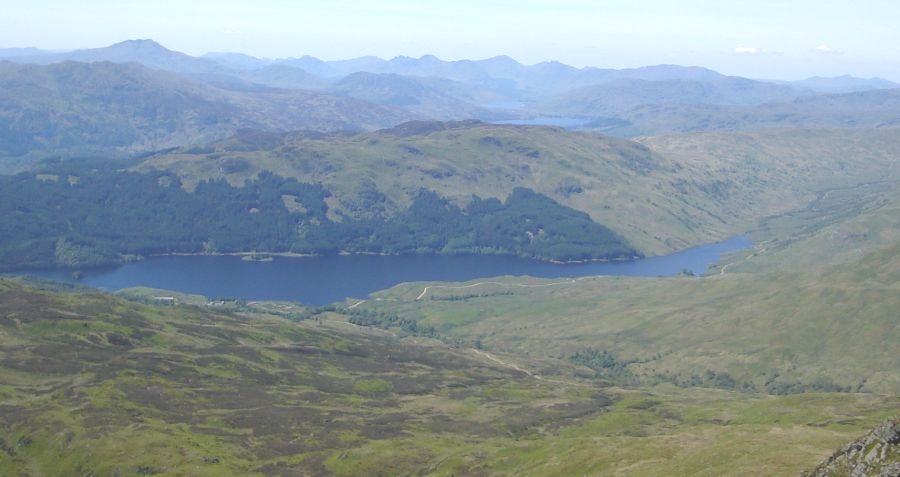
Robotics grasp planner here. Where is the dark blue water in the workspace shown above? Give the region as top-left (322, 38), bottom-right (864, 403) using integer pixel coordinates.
top-left (24, 237), bottom-right (750, 305)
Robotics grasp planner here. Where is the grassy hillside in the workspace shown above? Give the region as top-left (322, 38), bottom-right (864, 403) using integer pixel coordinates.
top-left (732, 185), bottom-right (900, 274)
top-left (350, 189), bottom-right (900, 395)
top-left (0, 278), bottom-right (897, 476)
top-left (138, 122), bottom-right (900, 256)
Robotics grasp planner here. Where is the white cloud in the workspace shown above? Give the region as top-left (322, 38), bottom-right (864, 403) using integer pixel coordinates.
top-left (813, 44), bottom-right (843, 54)
top-left (734, 46), bottom-right (759, 54)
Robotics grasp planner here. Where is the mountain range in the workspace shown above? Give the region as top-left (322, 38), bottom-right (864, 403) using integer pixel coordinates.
top-left (4, 39), bottom-right (897, 94)
top-left (2, 39), bottom-right (900, 168)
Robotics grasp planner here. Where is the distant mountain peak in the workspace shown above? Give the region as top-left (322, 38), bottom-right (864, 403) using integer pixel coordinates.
top-left (805, 74), bottom-right (878, 81)
top-left (532, 60), bottom-right (577, 73)
top-left (480, 55), bottom-right (522, 66)
top-left (388, 55), bottom-right (426, 67)
top-left (637, 64), bottom-right (719, 73)
top-left (109, 39), bottom-right (168, 51)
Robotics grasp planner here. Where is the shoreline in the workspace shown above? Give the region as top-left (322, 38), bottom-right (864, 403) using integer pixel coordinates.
top-left (150, 250), bottom-right (640, 264)
top-left (9, 236), bottom-right (749, 274)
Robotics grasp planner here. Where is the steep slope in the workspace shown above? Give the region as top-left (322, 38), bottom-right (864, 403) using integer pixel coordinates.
top-left (138, 122), bottom-right (900, 256)
top-left (0, 165), bottom-right (637, 269)
top-left (0, 61), bottom-right (414, 164)
top-left (803, 419), bottom-right (900, 477)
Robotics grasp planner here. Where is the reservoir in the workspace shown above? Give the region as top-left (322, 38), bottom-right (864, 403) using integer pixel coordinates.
top-left (24, 237), bottom-right (750, 305)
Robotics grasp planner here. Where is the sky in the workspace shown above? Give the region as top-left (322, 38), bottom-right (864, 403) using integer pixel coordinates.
top-left (2, 0), bottom-right (900, 80)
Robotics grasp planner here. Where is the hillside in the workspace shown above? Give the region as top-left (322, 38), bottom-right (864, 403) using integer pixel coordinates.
top-left (0, 277), bottom-right (608, 476)
top-left (137, 122), bottom-right (900, 256)
top-left (0, 164), bottom-right (637, 269)
top-left (14, 120), bottom-right (900, 271)
top-left (0, 61), bottom-right (414, 168)
top-left (354, 187), bottom-right (900, 396)
top-left (803, 418), bottom-right (900, 477)
top-left (0, 277), bottom-right (897, 476)
top-left (12, 122), bottom-right (900, 270)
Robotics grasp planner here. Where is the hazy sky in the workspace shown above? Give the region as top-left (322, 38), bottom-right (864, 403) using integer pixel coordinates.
top-left (2, 0), bottom-right (900, 80)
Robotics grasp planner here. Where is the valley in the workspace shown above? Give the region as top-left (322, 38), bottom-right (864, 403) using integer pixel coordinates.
top-left (0, 35), bottom-right (898, 477)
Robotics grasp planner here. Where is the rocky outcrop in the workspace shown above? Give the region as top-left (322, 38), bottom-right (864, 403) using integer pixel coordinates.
top-left (803, 418), bottom-right (900, 477)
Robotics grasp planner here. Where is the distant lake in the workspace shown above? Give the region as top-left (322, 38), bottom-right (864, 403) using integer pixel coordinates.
top-left (492, 117), bottom-right (593, 128)
top-left (24, 237), bottom-right (750, 306)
